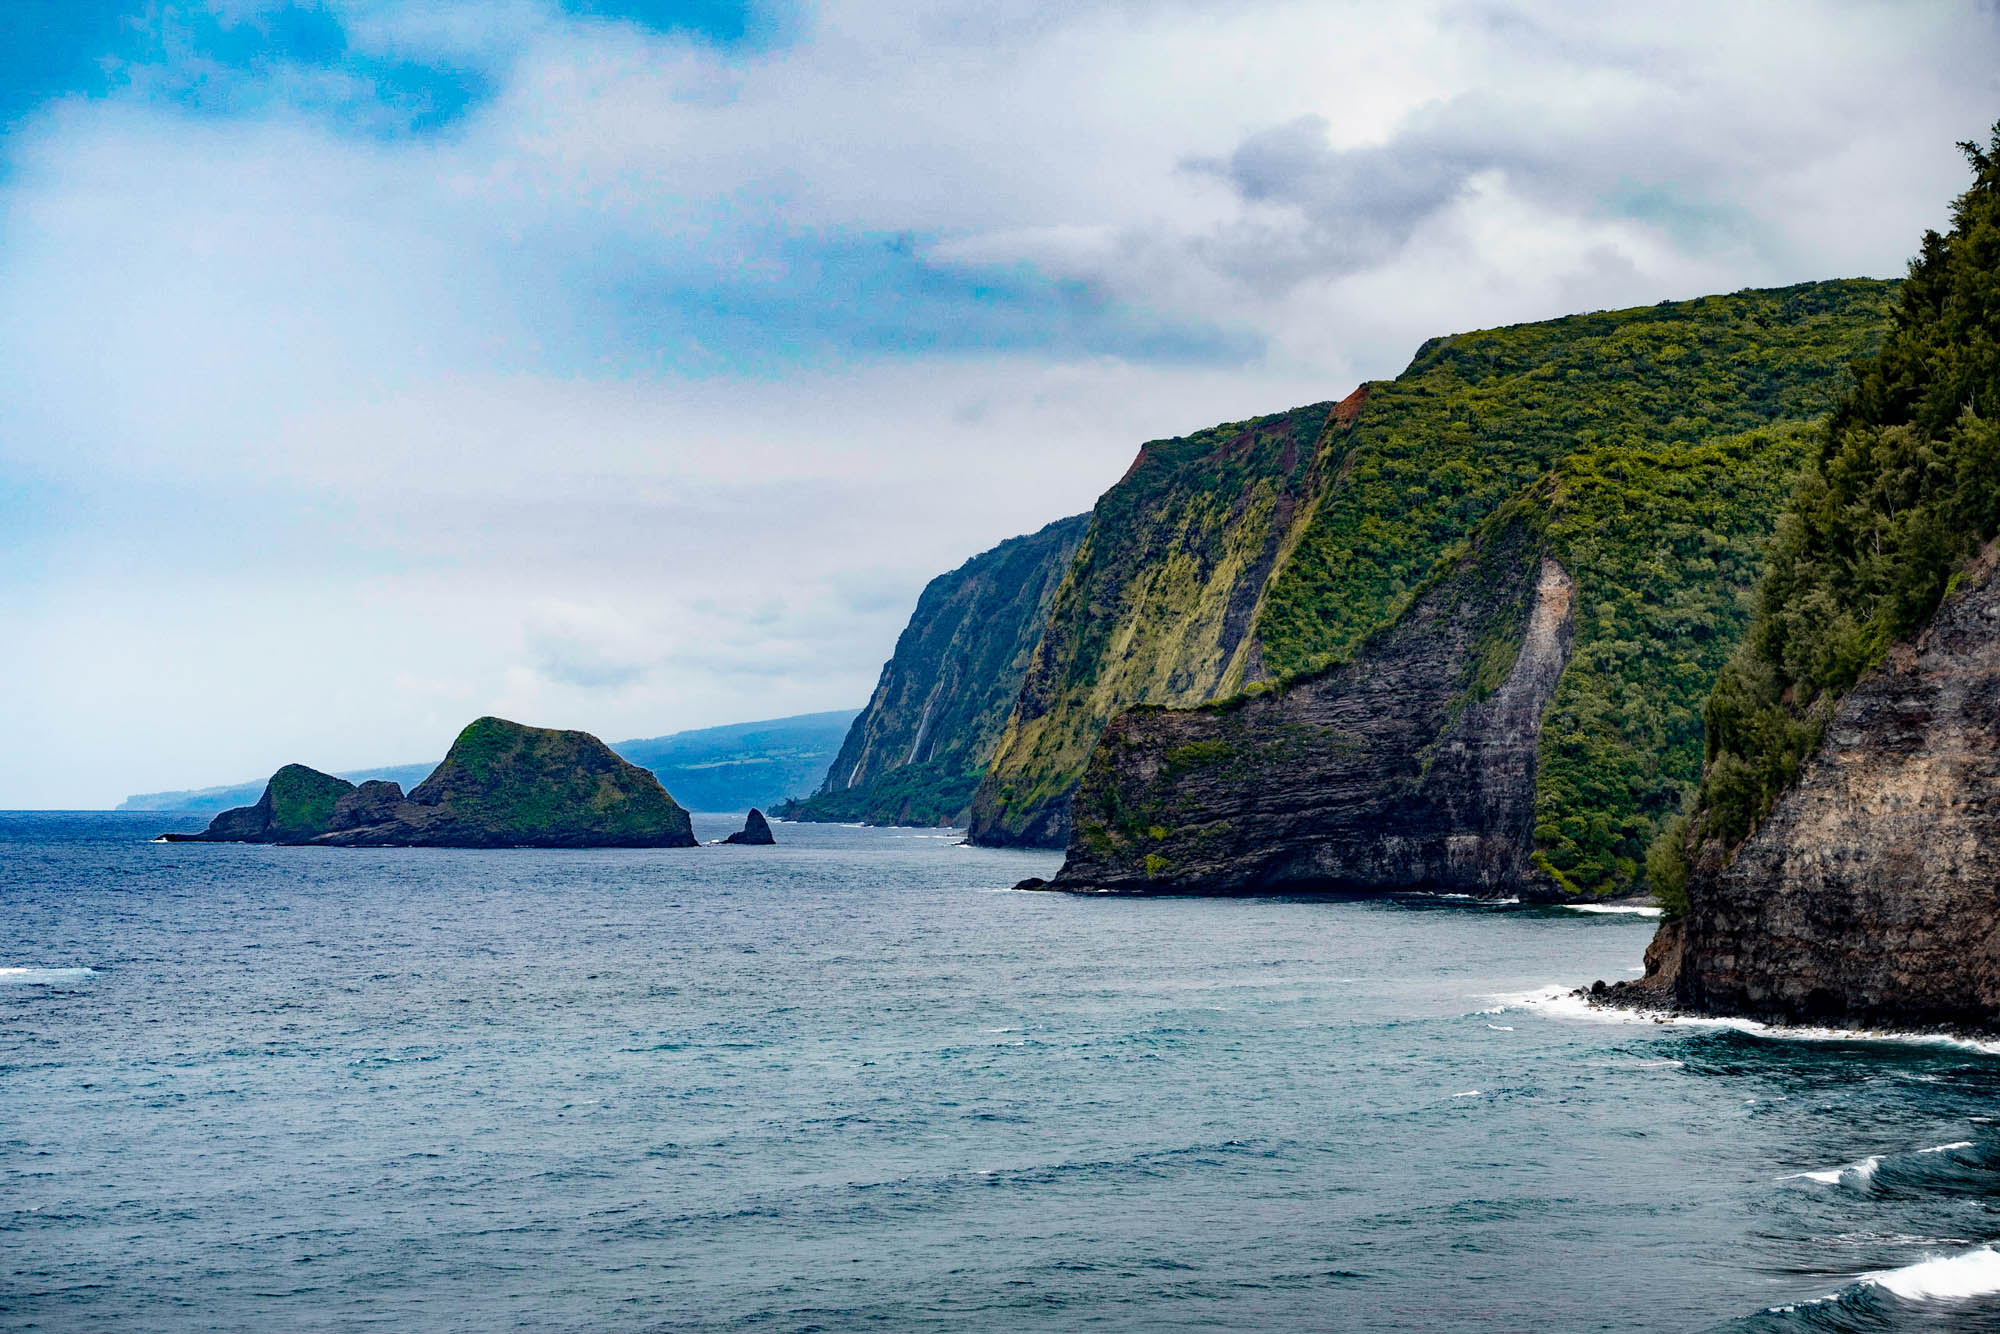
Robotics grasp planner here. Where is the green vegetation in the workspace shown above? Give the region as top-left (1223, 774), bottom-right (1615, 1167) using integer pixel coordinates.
top-left (1533, 422), bottom-right (1819, 892)
top-left (1257, 280), bottom-right (1900, 680)
top-left (1068, 501), bottom-right (1550, 882)
top-left (262, 764), bottom-right (355, 840)
top-left (418, 716), bottom-right (693, 843)
top-left (776, 761), bottom-right (981, 826)
top-left (974, 281), bottom-right (1896, 853)
top-left (1676, 128), bottom-right (2000, 870)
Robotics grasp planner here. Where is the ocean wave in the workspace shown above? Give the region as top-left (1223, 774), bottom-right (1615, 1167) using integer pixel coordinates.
top-left (1726, 1245), bottom-right (2000, 1331)
top-left (1786, 1137), bottom-right (2000, 1201)
top-left (1789, 1156), bottom-right (1882, 1187)
top-left (1562, 903), bottom-right (1663, 917)
top-left (1868, 1245), bottom-right (2000, 1301)
top-left (0, 966), bottom-right (97, 984)
top-left (1496, 985), bottom-right (2000, 1056)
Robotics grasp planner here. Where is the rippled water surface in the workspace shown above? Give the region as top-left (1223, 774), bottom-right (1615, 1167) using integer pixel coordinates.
top-left (8, 812), bottom-right (2000, 1332)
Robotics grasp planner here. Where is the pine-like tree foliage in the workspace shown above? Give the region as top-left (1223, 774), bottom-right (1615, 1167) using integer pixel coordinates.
top-left (1673, 125), bottom-right (2000, 891)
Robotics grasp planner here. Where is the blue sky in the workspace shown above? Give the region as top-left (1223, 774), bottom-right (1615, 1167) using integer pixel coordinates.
top-left (2, 0), bottom-right (1997, 806)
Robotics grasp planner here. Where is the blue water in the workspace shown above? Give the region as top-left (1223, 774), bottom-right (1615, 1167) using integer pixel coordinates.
top-left (8, 813), bottom-right (2000, 1332)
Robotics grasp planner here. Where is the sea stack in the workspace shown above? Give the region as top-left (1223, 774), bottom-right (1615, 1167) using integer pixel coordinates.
top-left (723, 808), bottom-right (776, 844)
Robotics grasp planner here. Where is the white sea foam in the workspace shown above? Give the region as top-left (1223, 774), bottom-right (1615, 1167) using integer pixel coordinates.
top-left (1564, 903), bottom-right (1664, 917)
top-left (1791, 1156), bottom-right (1881, 1186)
top-left (1788, 1141), bottom-right (1976, 1186)
top-left (1452, 1090), bottom-right (1482, 1098)
top-left (1494, 985), bottom-right (2000, 1055)
top-left (1866, 1245), bottom-right (2000, 1301)
top-left (0, 966), bottom-right (96, 984)
top-left (1487, 1024), bottom-right (1514, 1031)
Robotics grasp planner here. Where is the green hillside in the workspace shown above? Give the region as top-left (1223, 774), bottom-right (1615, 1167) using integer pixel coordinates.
top-left (965, 400), bottom-right (1344, 845)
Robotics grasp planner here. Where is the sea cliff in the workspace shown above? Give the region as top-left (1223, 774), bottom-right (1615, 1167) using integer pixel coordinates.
top-left (1669, 546), bottom-right (2000, 1027)
top-left (969, 280), bottom-right (1897, 853)
top-left (1041, 502), bottom-right (1571, 894)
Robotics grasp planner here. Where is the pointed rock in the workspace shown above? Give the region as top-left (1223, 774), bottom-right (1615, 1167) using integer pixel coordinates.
top-left (723, 808), bottom-right (776, 845)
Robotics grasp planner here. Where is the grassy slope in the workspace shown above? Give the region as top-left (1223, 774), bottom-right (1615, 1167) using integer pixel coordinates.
top-left (262, 764), bottom-right (356, 839)
top-left (1531, 422), bottom-right (1819, 891)
top-left (1257, 281), bottom-right (1901, 679)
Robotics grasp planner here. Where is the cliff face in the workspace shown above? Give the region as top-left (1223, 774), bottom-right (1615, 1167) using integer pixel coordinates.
top-left (968, 280), bottom-right (1898, 851)
top-left (785, 514), bottom-right (1088, 826)
top-left (1046, 507), bottom-right (1572, 894)
top-left (967, 400), bottom-right (1346, 846)
top-left (1673, 548), bottom-right (2000, 1028)
top-left (167, 718), bottom-right (698, 848)
top-left (1042, 416), bottom-right (1837, 895)
top-left (1625, 130), bottom-right (2000, 1027)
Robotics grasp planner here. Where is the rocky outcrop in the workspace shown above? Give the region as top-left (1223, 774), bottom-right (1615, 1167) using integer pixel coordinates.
top-left (165, 718), bottom-right (697, 848)
top-left (723, 808), bottom-right (775, 844)
top-left (1043, 507), bottom-right (1574, 894)
top-left (160, 763), bottom-right (355, 842)
top-left (1669, 548), bottom-right (2000, 1030)
top-left (325, 779), bottom-right (406, 834)
top-left (784, 514), bottom-right (1089, 827)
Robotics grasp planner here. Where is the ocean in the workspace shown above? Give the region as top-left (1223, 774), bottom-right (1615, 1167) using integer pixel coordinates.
top-left (6, 812), bottom-right (2000, 1332)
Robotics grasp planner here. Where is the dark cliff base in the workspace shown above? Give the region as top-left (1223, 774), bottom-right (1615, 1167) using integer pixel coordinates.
top-left (1037, 504), bottom-right (1574, 897)
top-left (969, 798), bottom-right (1069, 851)
top-left (1641, 548), bottom-right (2000, 1034)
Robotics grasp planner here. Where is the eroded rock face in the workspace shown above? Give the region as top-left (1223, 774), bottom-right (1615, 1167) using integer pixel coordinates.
top-left (1677, 551), bottom-right (2000, 1030)
top-left (790, 514), bottom-right (1089, 828)
top-left (1042, 513), bottom-right (1573, 895)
